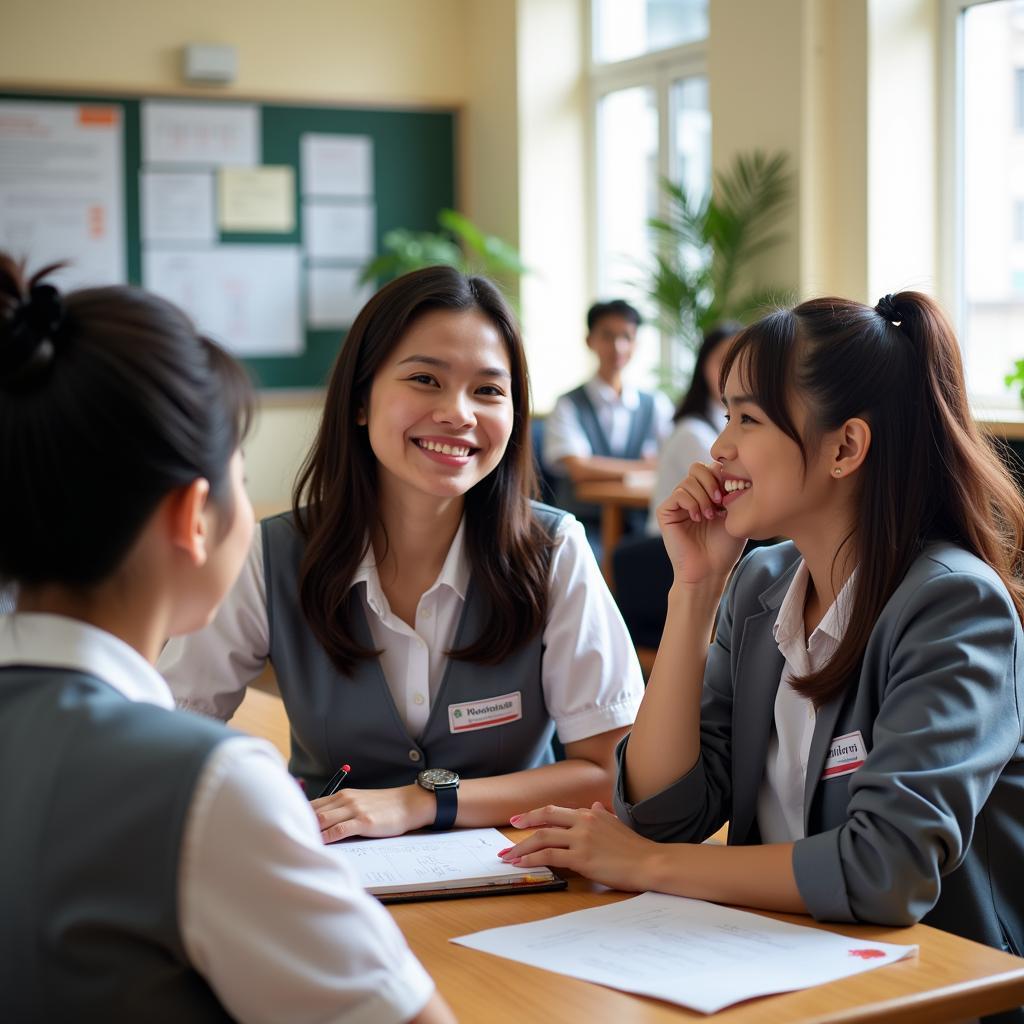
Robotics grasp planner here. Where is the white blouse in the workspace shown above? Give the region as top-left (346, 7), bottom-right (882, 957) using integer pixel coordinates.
top-left (0, 613), bottom-right (434, 1024)
top-left (757, 561), bottom-right (857, 843)
top-left (160, 512), bottom-right (645, 744)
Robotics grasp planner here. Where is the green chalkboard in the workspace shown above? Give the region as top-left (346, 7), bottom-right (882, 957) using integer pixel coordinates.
top-left (0, 90), bottom-right (456, 390)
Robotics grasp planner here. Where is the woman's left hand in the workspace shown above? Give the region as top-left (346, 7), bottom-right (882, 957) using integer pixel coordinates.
top-left (311, 784), bottom-right (435, 843)
top-left (500, 802), bottom-right (660, 892)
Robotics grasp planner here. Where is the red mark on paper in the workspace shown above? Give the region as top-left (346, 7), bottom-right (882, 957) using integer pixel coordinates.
top-left (848, 948), bottom-right (886, 960)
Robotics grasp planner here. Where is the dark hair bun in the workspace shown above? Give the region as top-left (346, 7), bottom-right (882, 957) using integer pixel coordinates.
top-left (0, 280), bottom-right (66, 389)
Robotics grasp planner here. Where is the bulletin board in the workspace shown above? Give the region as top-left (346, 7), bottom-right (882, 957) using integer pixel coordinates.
top-left (0, 90), bottom-right (456, 390)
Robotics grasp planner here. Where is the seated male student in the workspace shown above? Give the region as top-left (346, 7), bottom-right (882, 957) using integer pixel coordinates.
top-left (542, 299), bottom-right (673, 550)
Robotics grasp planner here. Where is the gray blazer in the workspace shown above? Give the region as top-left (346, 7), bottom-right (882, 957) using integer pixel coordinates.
top-left (615, 541), bottom-right (1024, 964)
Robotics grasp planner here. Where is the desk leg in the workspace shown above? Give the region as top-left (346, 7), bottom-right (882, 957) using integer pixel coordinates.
top-left (601, 505), bottom-right (624, 589)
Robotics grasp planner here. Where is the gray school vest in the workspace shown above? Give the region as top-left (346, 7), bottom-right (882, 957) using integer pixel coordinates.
top-left (0, 667), bottom-right (233, 1023)
top-left (554, 385), bottom-right (655, 525)
top-left (262, 504), bottom-right (564, 796)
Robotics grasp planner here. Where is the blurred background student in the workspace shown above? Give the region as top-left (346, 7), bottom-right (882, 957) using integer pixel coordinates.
top-left (615, 322), bottom-right (742, 658)
top-left (542, 299), bottom-right (673, 554)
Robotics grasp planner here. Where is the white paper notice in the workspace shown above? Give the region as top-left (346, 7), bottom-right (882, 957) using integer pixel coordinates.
top-left (453, 892), bottom-right (918, 1014)
top-left (301, 133), bottom-right (373, 197)
top-left (143, 245), bottom-right (301, 356)
top-left (303, 201), bottom-right (375, 260)
top-left (218, 166), bottom-right (295, 232)
top-left (307, 265), bottom-right (372, 328)
top-left (143, 101), bottom-right (259, 167)
top-left (0, 100), bottom-right (124, 289)
top-left (141, 172), bottom-right (214, 243)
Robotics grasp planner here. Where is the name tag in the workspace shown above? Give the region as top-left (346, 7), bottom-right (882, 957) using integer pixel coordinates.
top-left (821, 730), bottom-right (867, 780)
top-left (448, 692), bottom-right (523, 734)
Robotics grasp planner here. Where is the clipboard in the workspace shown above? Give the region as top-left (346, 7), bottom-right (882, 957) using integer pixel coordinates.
top-left (377, 871), bottom-right (567, 905)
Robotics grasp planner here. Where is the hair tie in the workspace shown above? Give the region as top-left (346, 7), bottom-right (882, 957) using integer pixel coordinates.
top-left (0, 282), bottom-right (66, 385)
top-left (875, 294), bottom-right (903, 327)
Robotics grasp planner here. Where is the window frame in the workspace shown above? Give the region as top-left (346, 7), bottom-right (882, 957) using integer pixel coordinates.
top-left (587, 3), bottom-right (708, 371)
top-left (940, 0), bottom-right (1024, 407)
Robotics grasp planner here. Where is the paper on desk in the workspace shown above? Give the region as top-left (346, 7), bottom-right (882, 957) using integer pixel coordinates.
top-left (326, 828), bottom-right (551, 894)
top-left (452, 891), bottom-right (917, 1014)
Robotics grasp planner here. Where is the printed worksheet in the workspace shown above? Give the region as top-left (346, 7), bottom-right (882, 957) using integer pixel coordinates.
top-left (453, 891), bottom-right (917, 1013)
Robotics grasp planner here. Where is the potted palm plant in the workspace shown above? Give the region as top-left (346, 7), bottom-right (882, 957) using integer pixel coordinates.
top-left (645, 149), bottom-right (794, 361)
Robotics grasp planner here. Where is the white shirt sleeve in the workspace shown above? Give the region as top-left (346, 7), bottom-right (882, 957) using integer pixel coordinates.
top-left (179, 737), bottom-right (435, 1024)
top-left (542, 393), bottom-right (592, 471)
top-left (541, 516), bottom-right (645, 743)
top-left (159, 531), bottom-right (270, 720)
top-left (651, 416), bottom-right (720, 512)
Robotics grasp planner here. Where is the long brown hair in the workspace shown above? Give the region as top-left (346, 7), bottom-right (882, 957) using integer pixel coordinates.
top-left (293, 265), bottom-right (555, 674)
top-left (721, 291), bottom-right (1024, 706)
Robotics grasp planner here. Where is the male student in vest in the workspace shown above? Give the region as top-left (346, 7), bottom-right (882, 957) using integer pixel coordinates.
top-left (542, 299), bottom-right (673, 551)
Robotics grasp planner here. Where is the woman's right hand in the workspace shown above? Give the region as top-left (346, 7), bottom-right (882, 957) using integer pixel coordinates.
top-left (656, 460), bottom-right (746, 585)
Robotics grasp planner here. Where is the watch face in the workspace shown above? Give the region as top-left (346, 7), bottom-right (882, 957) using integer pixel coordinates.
top-left (418, 768), bottom-right (459, 789)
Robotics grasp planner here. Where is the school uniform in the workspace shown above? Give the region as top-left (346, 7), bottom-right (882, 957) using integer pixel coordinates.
top-left (161, 504), bottom-right (644, 796)
top-left (614, 541), bottom-right (1024, 1012)
top-left (0, 614), bottom-right (434, 1023)
top-left (543, 377), bottom-right (674, 532)
top-left (647, 403), bottom-right (726, 534)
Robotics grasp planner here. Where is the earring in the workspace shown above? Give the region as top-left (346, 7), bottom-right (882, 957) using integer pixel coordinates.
top-left (833, 467), bottom-right (842, 476)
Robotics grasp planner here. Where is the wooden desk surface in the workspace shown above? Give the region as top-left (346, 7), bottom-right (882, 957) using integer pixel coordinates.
top-left (575, 477), bottom-right (654, 509)
top-left (227, 690), bottom-right (1024, 1021)
top-left (392, 870), bottom-right (1024, 1023)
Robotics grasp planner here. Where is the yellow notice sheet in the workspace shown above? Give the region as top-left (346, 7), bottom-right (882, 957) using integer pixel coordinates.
top-left (218, 166), bottom-right (295, 232)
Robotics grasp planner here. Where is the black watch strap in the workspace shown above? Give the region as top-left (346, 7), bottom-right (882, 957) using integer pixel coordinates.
top-left (431, 783), bottom-right (458, 830)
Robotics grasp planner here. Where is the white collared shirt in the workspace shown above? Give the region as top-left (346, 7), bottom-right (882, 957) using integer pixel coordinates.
top-left (756, 561), bottom-right (857, 844)
top-left (0, 614), bottom-right (434, 1024)
top-left (647, 402), bottom-right (726, 534)
top-left (160, 513), bottom-right (644, 744)
top-left (543, 376), bottom-right (675, 471)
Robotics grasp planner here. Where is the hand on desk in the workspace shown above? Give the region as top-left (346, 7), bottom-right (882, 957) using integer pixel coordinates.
top-left (312, 784), bottom-right (435, 843)
top-left (500, 802), bottom-right (657, 892)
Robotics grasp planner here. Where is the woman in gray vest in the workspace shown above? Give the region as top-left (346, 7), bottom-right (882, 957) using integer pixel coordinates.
top-left (0, 255), bottom-right (453, 1023)
top-left (161, 266), bottom-right (644, 841)
top-left (502, 293), bottom-right (1024, 1022)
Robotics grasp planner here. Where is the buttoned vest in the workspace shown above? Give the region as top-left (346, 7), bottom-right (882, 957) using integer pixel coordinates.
top-left (0, 667), bottom-right (233, 1023)
top-left (554, 385), bottom-right (655, 526)
top-left (263, 504), bottom-right (565, 796)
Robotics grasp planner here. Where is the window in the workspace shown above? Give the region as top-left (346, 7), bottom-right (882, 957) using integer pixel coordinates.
top-left (948, 0), bottom-right (1024, 404)
top-left (1017, 68), bottom-right (1024, 131)
top-left (590, 1), bottom-right (710, 381)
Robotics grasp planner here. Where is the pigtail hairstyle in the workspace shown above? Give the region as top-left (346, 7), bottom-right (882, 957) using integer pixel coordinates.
top-left (293, 265), bottom-right (555, 675)
top-left (721, 291), bottom-right (1024, 707)
top-left (0, 253), bottom-right (253, 589)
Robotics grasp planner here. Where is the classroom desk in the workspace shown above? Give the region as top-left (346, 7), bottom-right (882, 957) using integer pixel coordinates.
top-left (391, 868), bottom-right (1024, 1023)
top-left (575, 475), bottom-right (654, 587)
top-left (228, 690), bottom-right (1024, 1020)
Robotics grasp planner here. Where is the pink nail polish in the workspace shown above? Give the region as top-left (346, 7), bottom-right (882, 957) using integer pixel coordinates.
top-left (498, 847), bottom-right (511, 856)
top-left (509, 814), bottom-right (522, 824)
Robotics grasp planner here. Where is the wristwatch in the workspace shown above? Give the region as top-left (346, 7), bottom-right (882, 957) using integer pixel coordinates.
top-left (417, 768), bottom-right (460, 830)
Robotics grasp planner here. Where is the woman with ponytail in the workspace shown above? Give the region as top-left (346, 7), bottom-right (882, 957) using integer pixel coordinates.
top-left (501, 292), bottom-right (1024, 1008)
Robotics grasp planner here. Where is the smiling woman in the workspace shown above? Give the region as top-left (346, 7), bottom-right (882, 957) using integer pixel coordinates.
top-left (160, 266), bottom-right (644, 844)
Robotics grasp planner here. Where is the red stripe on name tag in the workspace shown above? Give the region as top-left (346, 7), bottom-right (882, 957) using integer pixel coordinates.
top-left (822, 759), bottom-right (865, 778)
top-left (451, 712), bottom-right (521, 732)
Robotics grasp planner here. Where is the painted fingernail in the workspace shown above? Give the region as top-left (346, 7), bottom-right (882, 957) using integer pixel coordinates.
top-left (498, 847), bottom-right (511, 856)
top-left (713, 489), bottom-right (722, 503)
top-left (509, 815), bottom-right (522, 824)
top-left (705, 508), bottom-right (715, 519)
